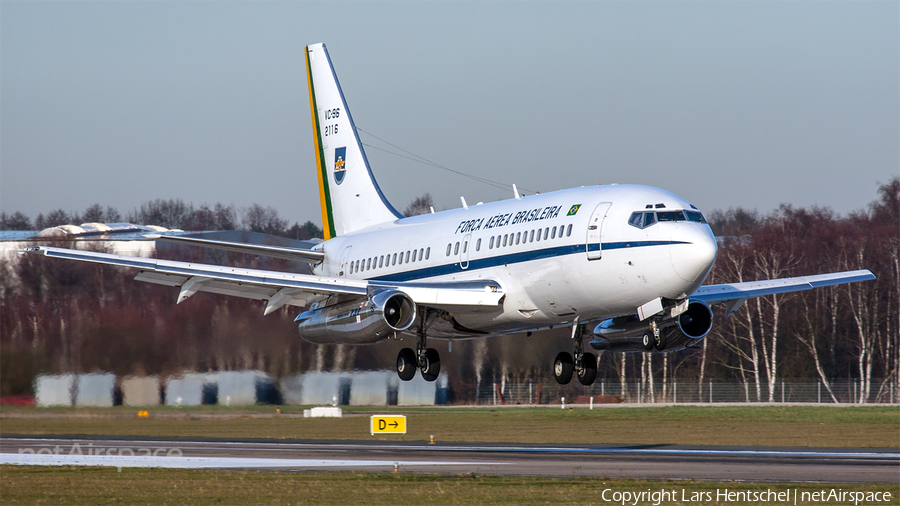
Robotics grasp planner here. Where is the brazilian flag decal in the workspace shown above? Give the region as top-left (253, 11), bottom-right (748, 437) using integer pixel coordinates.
top-left (567, 204), bottom-right (582, 216)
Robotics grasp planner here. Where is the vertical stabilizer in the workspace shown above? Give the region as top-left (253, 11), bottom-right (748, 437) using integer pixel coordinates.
top-left (306, 43), bottom-right (403, 239)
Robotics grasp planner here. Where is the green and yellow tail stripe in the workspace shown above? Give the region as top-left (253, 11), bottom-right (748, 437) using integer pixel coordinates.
top-left (306, 47), bottom-right (336, 240)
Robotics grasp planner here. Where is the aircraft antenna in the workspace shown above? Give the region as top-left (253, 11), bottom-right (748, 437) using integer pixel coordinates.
top-left (355, 127), bottom-right (535, 193)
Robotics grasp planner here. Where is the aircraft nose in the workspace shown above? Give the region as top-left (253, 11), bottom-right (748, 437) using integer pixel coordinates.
top-left (670, 224), bottom-right (717, 283)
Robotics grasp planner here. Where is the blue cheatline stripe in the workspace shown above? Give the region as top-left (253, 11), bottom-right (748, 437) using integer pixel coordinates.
top-left (368, 241), bottom-right (686, 283)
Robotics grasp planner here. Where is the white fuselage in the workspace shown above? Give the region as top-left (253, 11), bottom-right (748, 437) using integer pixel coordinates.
top-left (310, 184), bottom-right (718, 338)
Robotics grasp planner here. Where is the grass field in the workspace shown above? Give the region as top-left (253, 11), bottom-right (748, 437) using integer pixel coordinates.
top-left (2, 405), bottom-right (898, 448)
top-left (1, 466), bottom-right (898, 506)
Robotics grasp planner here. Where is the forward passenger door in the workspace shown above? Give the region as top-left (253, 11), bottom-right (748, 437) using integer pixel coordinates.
top-left (586, 203), bottom-right (611, 260)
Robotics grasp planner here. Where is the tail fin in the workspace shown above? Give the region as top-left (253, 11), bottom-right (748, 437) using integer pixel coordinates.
top-left (305, 43), bottom-right (403, 239)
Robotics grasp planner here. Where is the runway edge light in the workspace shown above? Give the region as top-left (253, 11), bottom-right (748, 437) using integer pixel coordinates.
top-left (371, 415), bottom-right (407, 435)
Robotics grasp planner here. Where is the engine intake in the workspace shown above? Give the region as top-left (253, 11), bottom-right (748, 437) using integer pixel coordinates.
top-left (676, 300), bottom-right (713, 339)
top-left (296, 289), bottom-right (417, 344)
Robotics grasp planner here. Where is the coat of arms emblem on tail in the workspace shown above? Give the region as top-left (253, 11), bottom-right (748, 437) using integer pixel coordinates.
top-left (334, 146), bottom-right (346, 185)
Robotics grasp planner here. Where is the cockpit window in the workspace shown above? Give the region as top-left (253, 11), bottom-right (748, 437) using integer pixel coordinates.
top-left (657, 211), bottom-right (685, 222)
top-left (685, 210), bottom-right (707, 223)
top-left (628, 209), bottom-right (705, 229)
top-left (628, 212), bottom-right (643, 228)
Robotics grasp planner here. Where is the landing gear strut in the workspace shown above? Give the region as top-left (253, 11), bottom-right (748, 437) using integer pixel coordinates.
top-left (396, 312), bottom-right (440, 382)
top-left (642, 320), bottom-right (667, 351)
top-left (553, 320), bottom-right (597, 385)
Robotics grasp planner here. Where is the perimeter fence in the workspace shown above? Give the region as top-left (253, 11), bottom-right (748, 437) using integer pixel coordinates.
top-left (473, 379), bottom-right (898, 405)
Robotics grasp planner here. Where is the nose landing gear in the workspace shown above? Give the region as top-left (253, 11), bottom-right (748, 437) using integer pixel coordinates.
top-left (553, 320), bottom-right (597, 385)
top-left (396, 312), bottom-right (440, 382)
top-left (642, 320), bottom-right (667, 351)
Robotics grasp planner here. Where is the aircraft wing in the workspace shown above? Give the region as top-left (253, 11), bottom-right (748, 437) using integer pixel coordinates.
top-left (691, 269), bottom-right (875, 317)
top-left (19, 246), bottom-right (505, 315)
top-left (146, 234), bottom-right (325, 264)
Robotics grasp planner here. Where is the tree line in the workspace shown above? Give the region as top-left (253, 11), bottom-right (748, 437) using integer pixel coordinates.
top-left (0, 200), bottom-right (323, 241)
top-left (0, 182), bottom-right (896, 403)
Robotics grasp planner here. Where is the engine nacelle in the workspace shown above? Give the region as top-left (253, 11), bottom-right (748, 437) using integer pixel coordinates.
top-left (676, 300), bottom-right (713, 339)
top-left (296, 289), bottom-right (417, 344)
top-left (590, 300), bottom-right (713, 352)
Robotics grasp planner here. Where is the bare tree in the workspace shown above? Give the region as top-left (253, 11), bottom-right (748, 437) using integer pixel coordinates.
top-left (404, 193), bottom-right (433, 217)
top-left (0, 212), bottom-right (33, 230)
top-left (127, 199), bottom-right (193, 229)
top-left (242, 204), bottom-right (289, 235)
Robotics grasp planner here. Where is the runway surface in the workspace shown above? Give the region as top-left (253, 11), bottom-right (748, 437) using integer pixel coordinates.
top-left (2, 435), bottom-right (897, 483)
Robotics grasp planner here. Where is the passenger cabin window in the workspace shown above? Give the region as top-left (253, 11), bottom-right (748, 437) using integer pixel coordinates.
top-left (392, 253), bottom-right (397, 265)
top-left (551, 227), bottom-right (556, 239)
top-left (446, 244), bottom-right (451, 256)
top-left (566, 224), bottom-right (572, 237)
top-left (426, 247), bottom-right (430, 259)
top-left (490, 236), bottom-right (495, 249)
top-left (454, 242), bottom-right (460, 255)
top-left (476, 238), bottom-right (481, 251)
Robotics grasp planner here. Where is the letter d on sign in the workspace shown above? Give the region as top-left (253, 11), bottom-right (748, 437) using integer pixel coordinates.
top-left (371, 415), bottom-right (407, 435)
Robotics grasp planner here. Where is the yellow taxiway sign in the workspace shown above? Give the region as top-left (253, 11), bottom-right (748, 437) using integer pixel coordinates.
top-left (371, 415), bottom-right (406, 434)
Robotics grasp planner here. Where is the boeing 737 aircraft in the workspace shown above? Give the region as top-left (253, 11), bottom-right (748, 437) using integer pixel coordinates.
top-left (22, 43), bottom-right (874, 385)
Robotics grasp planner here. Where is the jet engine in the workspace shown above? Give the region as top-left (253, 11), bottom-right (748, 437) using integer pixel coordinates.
top-left (589, 300), bottom-right (713, 352)
top-left (296, 289), bottom-right (417, 344)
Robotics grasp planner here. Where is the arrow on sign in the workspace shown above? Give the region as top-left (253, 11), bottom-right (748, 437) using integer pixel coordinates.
top-left (371, 415), bottom-right (406, 435)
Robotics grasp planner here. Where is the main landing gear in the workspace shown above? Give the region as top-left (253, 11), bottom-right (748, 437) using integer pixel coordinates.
top-left (396, 314), bottom-right (440, 382)
top-left (553, 321), bottom-right (597, 386)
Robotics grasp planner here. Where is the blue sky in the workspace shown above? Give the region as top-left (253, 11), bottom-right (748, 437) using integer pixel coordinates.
top-left (2, 1), bottom-right (897, 226)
